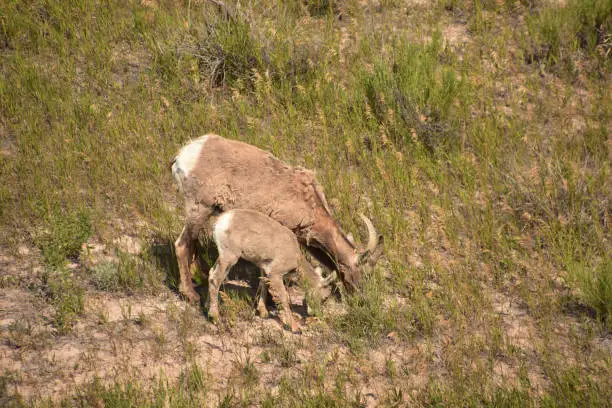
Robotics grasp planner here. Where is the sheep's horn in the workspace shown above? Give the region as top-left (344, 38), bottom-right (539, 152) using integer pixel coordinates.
top-left (358, 214), bottom-right (383, 266)
top-left (360, 214), bottom-right (378, 253)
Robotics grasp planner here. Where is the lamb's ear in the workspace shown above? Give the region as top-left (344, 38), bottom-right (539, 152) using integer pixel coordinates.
top-left (321, 271), bottom-right (338, 287)
top-left (346, 232), bottom-right (355, 246)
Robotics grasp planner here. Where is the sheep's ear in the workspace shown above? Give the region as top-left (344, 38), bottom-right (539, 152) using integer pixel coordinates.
top-left (346, 232), bottom-right (355, 246)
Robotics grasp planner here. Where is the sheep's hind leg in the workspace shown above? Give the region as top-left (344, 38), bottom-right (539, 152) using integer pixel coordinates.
top-left (175, 226), bottom-right (200, 304)
top-left (256, 277), bottom-right (269, 318)
top-left (175, 205), bottom-right (214, 304)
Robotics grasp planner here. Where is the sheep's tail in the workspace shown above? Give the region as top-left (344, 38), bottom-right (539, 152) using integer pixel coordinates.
top-left (170, 157), bottom-right (184, 193)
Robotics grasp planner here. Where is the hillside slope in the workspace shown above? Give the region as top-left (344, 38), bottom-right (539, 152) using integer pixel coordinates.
top-left (1, 0), bottom-right (610, 406)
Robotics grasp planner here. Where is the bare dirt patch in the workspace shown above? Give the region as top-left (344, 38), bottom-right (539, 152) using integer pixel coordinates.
top-left (443, 23), bottom-right (471, 46)
top-left (0, 248), bottom-right (435, 406)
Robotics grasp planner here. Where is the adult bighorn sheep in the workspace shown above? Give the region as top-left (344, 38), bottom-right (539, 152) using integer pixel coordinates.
top-left (171, 134), bottom-right (383, 304)
top-left (209, 209), bottom-right (336, 332)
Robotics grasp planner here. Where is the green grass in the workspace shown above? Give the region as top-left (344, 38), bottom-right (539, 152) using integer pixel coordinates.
top-left (70, 364), bottom-right (210, 408)
top-left (0, 0), bottom-right (610, 405)
top-left (35, 208), bottom-right (91, 268)
top-left (87, 249), bottom-right (166, 293)
top-left (565, 257), bottom-right (612, 327)
top-left (38, 268), bottom-right (85, 334)
top-left (523, 0), bottom-right (611, 75)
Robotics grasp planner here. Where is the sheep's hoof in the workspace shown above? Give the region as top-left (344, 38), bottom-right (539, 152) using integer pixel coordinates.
top-left (180, 286), bottom-right (201, 304)
top-left (257, 304), bottom-right (269, 319)
top-left (289, 323), bottom-right (302, 334)
top-left (281, 313), bottom-right (301, 334)
top-left (282, 321), bottom-right (301, 334)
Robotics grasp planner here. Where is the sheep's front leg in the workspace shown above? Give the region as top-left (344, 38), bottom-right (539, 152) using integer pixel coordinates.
top-left (266, 273), bottom-right (300, 333)
top-left (207, 256), bottom-right (236, 322)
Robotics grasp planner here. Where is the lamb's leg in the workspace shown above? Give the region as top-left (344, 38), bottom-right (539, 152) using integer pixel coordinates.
top-left (175, 226), bottom-right (200, 304)
top-left (207, 261), bottom-right (220, 321)
top-left (266, 273), bottom-right (300, 333)
top-left (256, 277), bottom-right (269, 318)
top-left (207, 255), bottom-right (237, 322)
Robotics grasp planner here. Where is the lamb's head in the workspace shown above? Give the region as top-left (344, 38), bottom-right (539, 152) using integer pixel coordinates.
top-left (303, 267), bottom-right (337, 316)
top-left (334, 214), bottom-right (384, 292)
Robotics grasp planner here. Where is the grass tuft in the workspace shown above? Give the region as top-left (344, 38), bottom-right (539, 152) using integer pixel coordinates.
top-left (566, 257), bottom-right (612, 328)
top-left (35, 208), bottom-right (91, 268)
top-left (38, 269), bottom-right (85, 334)
top-left (522, 0), bottom-right (611, 76)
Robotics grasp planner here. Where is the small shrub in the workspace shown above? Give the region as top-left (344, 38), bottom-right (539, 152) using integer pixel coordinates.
top-left (89, 261), bottom-right (120, 291)
top-left (522, 0), bottom-right (611, 75)
top-left (417, 382), bottom-right (535, 407)
top-left (196, 19), bottom-right (261, 87)
top-left (36, 208), bottom-right (91, 268)
top-left (358, 31), bottom-right (468, 153)
top-left (541, 366), bottom-right (610, 407)
top-left (233, 353), bottom-right (259, 386)
top-left (7, 320), bottom-right (32, 349)
top-left (153, 48), bottom-right (181, 84)
top-left (148, 239), bottom-right (183, 293)
top-left (88, 250), bottom-right (166, 293)
top-left (77, 378), bottom-right (146, 407)
top-left (115, 251), bottom-right (143, 290)
top-left (0, 371), bottom-right (25, 408)
top-left (271, 372), bottom-right (362, 408)
top-left (182, 10), bottom-right (323, 90)
top-left (567, 258), bottom-right (612, 328)
top-left (40, 269), bottom-right (85, 334)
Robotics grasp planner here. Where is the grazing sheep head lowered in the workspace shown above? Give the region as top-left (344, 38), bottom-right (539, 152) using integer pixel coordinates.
top-left (171, 134), bottom-right (383, 303)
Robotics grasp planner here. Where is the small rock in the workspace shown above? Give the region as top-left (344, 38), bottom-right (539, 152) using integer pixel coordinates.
top-left (363, 391), bottom-right (378, 408)
top-left (17, 245), bottom-right (30, 256)
top-left (408, 254), bottom-right (423, 268)
top-left (114, 235), bottom-right (142, 255)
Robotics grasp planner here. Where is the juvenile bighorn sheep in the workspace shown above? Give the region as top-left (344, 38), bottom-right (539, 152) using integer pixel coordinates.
top-left (171, 134), bottom-right (383, 304)
top-left (209, 209), bottom-right (335, 332)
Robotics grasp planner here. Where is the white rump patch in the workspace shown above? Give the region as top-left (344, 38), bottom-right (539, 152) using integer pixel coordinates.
top-left (172, 135), bottom-right (208, 191)
top-left (213, 211), bottom-right (233, 245)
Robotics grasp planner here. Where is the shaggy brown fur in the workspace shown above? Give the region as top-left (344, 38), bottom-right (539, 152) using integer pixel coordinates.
top-left (172, 134), bottom-right (382, 305)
